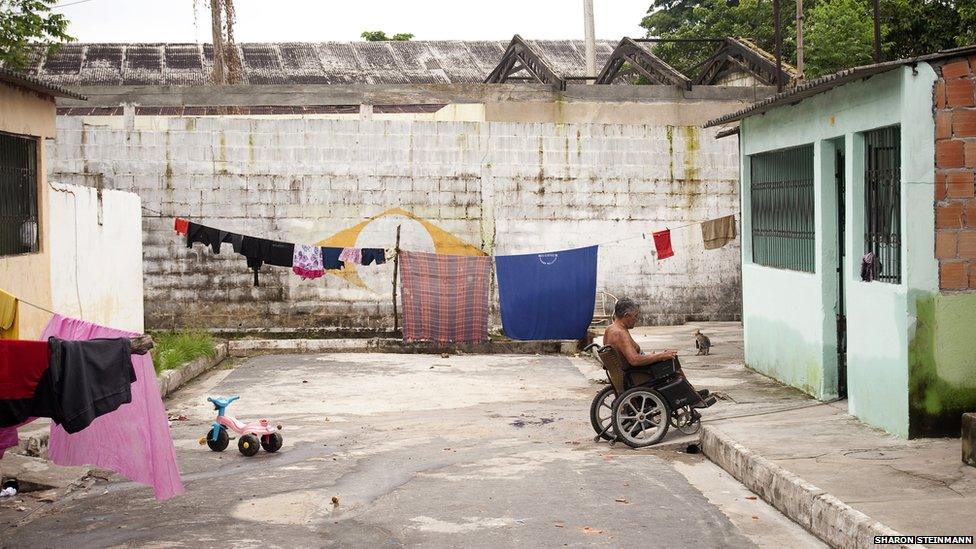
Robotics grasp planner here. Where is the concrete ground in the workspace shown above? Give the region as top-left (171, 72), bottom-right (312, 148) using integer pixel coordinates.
top-left (707, 401), bottom-right (976, 541)
top-left (0, 325), bottom-right (823, 548)
top-left (627, 323), bottom-right (976, 543)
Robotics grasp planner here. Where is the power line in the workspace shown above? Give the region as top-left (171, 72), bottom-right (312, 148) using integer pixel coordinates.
top-left (53, 0), bottom-right (99, 8)
top-left (52, 0), bottom-right (99, 9)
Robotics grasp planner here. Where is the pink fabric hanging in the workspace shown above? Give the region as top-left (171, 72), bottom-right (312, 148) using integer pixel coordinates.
top-left (0, 424), bottom-right (17, 458)
top-left (39, 315), bottom-right (184, 500)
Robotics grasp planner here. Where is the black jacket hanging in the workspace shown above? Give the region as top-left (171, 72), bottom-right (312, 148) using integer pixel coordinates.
top-left (239, 237), bottom-right (295, 286)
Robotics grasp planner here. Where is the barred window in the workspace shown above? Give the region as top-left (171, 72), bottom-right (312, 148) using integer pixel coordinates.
top-left (864, 126), bottom-right (901, 284)
top-left (749, 144), bottom-right (815, 272)
top-left (0, 132), bottom-right (39, 257)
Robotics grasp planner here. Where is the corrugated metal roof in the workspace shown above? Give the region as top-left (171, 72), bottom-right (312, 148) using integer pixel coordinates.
top-left (0, 67), bottom-right (87, 100)
top-left (20, 40), bottom-right (615, 87)
top-left (704, 44), bottom-right (976, 128)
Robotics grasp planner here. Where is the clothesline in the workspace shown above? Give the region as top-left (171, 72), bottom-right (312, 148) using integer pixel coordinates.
top-left (589, 211), bottom-right (743, 247)
top-left (150, 204), bottom-right (742, 254)
top-left (2, 290), bottom-right (60, 318)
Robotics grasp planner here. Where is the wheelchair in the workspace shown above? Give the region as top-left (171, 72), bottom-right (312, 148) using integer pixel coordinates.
top-left (583, 343), bottom-right (716, 448)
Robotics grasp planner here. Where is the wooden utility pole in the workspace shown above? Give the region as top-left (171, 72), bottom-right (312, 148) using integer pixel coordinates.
top-left (872, 0), bottom-right (882, 63)
top-left (392, 224), bottom-right (402, 334)
top-left (583, 0), bottom-right (597, 82)
top-left (773, 0), bottom-right (783, 92)
top-left (795, 0), bottom-right (804, 81)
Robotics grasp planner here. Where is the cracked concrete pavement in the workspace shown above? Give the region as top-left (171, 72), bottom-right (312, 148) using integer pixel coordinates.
top-left (1, 344), bottom-right (822, 548)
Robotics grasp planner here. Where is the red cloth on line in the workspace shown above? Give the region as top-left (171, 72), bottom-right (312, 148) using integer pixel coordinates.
top-left (400, 251), bottom-right (491, 344)
top-left (0, 340), bottom-right (49, 400)
top-left (174, 218), bottom-right (189, 235)
top-left (653, 230), bottom-right (674, 260)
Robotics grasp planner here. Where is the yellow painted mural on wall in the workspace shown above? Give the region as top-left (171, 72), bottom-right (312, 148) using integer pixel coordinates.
top-left (316, 207), bottom-right (486, 289)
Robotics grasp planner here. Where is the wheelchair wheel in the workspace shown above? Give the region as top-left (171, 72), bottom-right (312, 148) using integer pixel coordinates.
top-left (611, 387), bottom-right (670, 448)
top-left (589, 386), bottom-right (616, 441)
top-left (672, 406), bottom-right (702, 435)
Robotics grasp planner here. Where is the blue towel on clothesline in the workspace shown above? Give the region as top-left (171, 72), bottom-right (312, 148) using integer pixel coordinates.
top-left (495, 246), bottom-right (598, 341)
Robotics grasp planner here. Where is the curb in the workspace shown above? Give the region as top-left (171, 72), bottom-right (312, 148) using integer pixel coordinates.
top-left (157, 342), bottom-right (229, 399)
top-left (699, 426), bottom-right (916, 549)
top-left (226, 338), bottom-right (579, 358)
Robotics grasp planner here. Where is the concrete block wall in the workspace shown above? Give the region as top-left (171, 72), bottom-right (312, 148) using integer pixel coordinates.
top-left (47, 116), bottom-right (741, 331)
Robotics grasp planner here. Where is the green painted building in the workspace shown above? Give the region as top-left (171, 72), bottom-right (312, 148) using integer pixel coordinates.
top-left (707, 46), bottom-right (976, 438)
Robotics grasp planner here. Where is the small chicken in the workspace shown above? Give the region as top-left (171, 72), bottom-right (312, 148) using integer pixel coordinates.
top-left (694, 330), bottom-right (712, 356)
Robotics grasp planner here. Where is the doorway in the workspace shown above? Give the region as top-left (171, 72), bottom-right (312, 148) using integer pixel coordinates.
top-left (835, 145), bottom-right (848, 398)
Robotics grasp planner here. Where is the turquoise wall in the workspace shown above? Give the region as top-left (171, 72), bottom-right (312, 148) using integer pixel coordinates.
top-left (740, 66), bottom-right (938, 437)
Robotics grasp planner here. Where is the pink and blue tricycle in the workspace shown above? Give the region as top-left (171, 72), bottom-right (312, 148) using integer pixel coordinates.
top-left (201, 396), bottom-right (283, 457)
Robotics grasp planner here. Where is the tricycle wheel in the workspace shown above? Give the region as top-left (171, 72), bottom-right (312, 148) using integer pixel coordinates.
top-left (238, 434), bottom-right (260, 457)
top-left (207, 426), bottom-right (229, 452)
top-left (589, 385), bottom-right (615, 441)
top-left (261, 432), bottom-right (283, 453)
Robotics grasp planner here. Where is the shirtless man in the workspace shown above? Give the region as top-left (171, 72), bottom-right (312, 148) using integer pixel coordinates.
top-left (603, 297), bottom-right (678, 367)
top-left (603, 297), bottom-right (709, 405)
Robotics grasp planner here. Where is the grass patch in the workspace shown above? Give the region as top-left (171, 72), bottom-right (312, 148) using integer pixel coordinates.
top-left (150, 330), bottom-right (216, 375)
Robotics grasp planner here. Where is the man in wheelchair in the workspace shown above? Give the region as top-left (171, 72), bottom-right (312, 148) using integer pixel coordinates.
top-left (603, 297), bottom-right (712, 407)
top-left (591, 296), bottom-right (717, 449)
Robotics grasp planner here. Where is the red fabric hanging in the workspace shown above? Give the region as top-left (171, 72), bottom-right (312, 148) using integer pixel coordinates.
top-left (174, 218), bottom-right (189, 235)
top-left (653, 230), bottom-right (674, 260)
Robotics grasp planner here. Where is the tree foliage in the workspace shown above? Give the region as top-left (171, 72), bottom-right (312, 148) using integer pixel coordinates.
top-left (0, 0), bottom-right (73, 71)
top-left (641, 0), bottom-right (976, 79)
top-left (805, 0), bottom-right (874, 76)
top-left (361, 31), bottom-right (414, 41)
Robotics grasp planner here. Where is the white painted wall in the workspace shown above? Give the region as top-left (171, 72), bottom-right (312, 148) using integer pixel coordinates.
top-left (47, 181), bottom-right (144, 332)
top-left (47, 117), bottom-right (741, 332)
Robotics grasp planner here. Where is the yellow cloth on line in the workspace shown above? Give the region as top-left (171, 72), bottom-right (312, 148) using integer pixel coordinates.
top-left (0, 289), bottom-right (19, 340)
top-left (701, 215), bottom-right (738, 250)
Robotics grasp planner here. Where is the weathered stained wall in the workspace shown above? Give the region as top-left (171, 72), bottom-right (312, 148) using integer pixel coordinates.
top-left (47, 117), bottom-right (741, 332)
top-left (739, 66), bottom-right (939, 438)
top-left (0, 83), bottom-right (55, 338)
top-left (48, 183), bottom-right (144, 332)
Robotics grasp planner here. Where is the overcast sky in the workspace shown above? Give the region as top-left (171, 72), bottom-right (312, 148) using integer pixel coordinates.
top-left (55, 0), bottom-right (652, 43)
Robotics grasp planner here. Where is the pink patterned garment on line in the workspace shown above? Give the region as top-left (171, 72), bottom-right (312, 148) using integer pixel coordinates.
top-left (292, 244), bottom-right (324, 279)
top-left (338, 247), bottom-right (361, 265)
top-left (38, 315), bottom-right (184, 500)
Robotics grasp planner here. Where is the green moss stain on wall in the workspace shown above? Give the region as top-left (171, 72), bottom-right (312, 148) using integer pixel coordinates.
top-left (909, 292), bottom-right (976, 437)
top-left (665, 125), bottom-right (674, 183)
top-left (164, 130), bottom-right (173, 190)
top-left (683, 126), bottom-right (700, 181)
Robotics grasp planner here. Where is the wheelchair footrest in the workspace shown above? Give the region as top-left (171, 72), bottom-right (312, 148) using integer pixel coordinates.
top-left (694, 395), bottom-right (718, 409)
